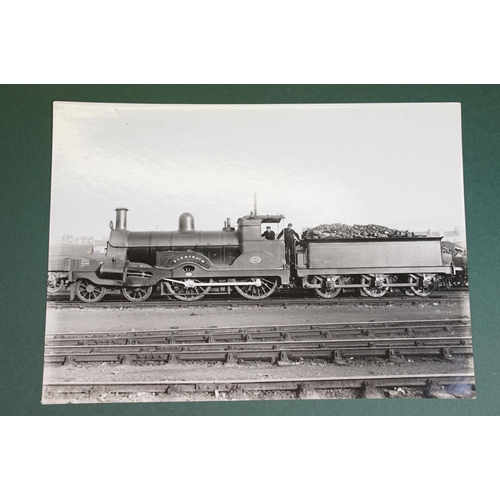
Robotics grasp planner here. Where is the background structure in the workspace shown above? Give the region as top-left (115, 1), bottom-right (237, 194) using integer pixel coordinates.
top-left (1, 84), bottom-right (498, 415)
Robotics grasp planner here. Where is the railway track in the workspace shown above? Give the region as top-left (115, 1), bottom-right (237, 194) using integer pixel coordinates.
top-left (42, 373), bottom-right (476, 400)
top-left (46, 290), bottom-right (469, 309)
top-left (45, 319), bottom-right (473, 365)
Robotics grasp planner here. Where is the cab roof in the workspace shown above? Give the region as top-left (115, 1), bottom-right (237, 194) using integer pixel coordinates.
top-left (238, 214), bottom-right (285, 224)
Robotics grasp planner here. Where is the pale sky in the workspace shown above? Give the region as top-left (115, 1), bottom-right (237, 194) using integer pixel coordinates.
top-left (50, 102), bottom-right (466, 241)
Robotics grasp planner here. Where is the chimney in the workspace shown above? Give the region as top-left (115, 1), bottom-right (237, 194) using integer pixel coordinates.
top-left (115, 208), bottom-right (129, 230)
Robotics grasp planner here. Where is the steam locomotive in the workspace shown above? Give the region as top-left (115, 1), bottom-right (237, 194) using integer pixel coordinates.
top-left (51, 207), bottom-right (462, 303)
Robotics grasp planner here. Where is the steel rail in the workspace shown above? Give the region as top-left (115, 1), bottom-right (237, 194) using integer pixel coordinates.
top-left (46, 329), bottom-right (472, 348)
top-left (46, 292), bottom-right (469, 309)
top-left (46, 335), bottom-right (472, 350)
top-left (44, 335), bottom-right (473, 364)
top-left (46, 318), bottom-right (471, 341)
top-left (43, 373), bottom-right (475, 396)
top-left (47, 287), bottom-right (470, 299)
top-left (46, 326), bottom-right (472, 346)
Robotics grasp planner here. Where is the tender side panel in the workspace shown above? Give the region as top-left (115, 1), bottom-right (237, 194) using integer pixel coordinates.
top-left (305, 238), bottom-right (444, 269)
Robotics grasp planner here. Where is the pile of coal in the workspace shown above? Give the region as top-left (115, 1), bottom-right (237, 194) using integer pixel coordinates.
top-left (302, 223), bottom-right (416, 240)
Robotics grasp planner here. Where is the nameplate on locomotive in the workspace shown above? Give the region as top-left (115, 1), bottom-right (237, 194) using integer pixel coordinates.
top-left (156, 251), bottom-right (212, 269)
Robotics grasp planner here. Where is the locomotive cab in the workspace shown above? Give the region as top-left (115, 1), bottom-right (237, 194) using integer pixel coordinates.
top-left (237, 214), bottom-right (285, 261)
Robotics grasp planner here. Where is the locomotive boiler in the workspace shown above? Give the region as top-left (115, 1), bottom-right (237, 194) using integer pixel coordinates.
top-left (63, 207), bottom-right (460, 303)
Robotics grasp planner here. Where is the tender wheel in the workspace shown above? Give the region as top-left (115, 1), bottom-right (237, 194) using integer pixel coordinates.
top-left (122, 286), bottom-right (153, 302)
top-left (75, 279), bottom-right (106, 303)
top-left (47, 274), bottom-right (64, 294)
top-left (361, 275), bottom-right (389, 298)
top-left (234, 277), bottom-right (278, 300)
top-left (409, 274), bottom-right (438, 297)
top-left (164, 279), bottom-right (211, 301)
top-left (312, 276), bottom-right (342, 298)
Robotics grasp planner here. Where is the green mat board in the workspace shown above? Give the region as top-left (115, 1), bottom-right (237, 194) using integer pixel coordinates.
top-left (1, 84), bottom-right (498, 415)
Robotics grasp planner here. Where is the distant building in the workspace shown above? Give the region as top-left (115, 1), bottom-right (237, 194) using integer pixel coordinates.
top-left (415, 226), bottom-right (465, 246)
top-left (51, 235), bottom-right (108, 256)
top-left (59, 234), bottom-right (94, 245)
top-left (60, 234), bottom-right (74, 244)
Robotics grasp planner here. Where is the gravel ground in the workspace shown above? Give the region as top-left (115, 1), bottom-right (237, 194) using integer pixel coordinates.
top-left (42, 298), bottom-right (474, 404)
top-left (42, 355), bottom-right (475, 404)
top-left (44, 356), bottom-right (473, 384)
top-left (45, 300), bottom-right (470, 334)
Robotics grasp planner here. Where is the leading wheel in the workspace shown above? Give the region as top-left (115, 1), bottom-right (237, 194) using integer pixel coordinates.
top-left (75, 279), bottom-right (106, 303)
top-left (164, 279), bottom-right (212, 301)
top-left (361, 275), bottom-right (389, 298)
top-left (312, 276), bottom-right (342, 299)
top-left (234, 277), bottom-right (278, 300)
top-left (122, 286), bottom-right (153, 302)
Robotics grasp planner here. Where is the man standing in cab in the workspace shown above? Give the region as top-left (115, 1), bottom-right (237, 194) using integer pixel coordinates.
top-left (277, 223), bottom-right (300, 265)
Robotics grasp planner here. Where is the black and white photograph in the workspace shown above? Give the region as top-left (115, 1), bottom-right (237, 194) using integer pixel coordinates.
top-left (42, 101), bottom-right (474, 404)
